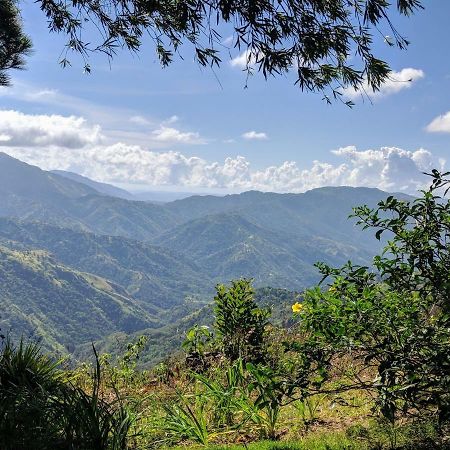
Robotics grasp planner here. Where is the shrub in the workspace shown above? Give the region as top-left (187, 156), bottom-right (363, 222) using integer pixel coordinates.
top-left (297, 171), bottom-right (450, 427)
top-left (214, 279), bottom-right (271, 363)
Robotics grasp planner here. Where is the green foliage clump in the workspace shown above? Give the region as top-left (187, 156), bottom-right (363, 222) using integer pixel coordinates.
top-left (0, 339), bottom-right (133, 450)
top-left (0, 0), bottom-right (32, 86)
top-left (298, 171), bottom-right (450, 427)
top-left (0, 339), bottom-right (63, 449)
top-left (214, 279), bottom-right (271, 363)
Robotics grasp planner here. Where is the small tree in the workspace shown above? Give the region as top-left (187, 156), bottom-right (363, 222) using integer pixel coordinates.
top-left (214, 279), bottom-right (270, 363)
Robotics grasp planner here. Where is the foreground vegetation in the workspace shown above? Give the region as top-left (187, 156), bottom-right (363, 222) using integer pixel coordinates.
top-left (2, 171), bottom-right (450, 449)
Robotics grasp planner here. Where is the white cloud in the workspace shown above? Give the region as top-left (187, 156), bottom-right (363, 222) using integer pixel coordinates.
top-left (343, 68), bottom-right (425, 100)
top-left (426, 111), bottom-right (450, 133)
top-left (329, 146), bottom-right (438, 192)
top-left (129, 115), bottom-right (152, 126)
top-left (230, 50), bottom-right (259, 69)
top-left (242, 131), bottom-right (268, 140)
top-left (0, 110), bottom-right (103, 148)
top-left (0, 111), bottom-right (443, 194)
top-left (152, 126), bottom-right (206, 144)
top-left (0, 109), bottom-right (206, 151)
top-left (2, 142), bottom-right (443, 195)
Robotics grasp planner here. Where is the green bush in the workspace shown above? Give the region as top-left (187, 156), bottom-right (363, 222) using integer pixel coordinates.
top-left (0, 339), bottom-right (64, 450)
top-left (297, 171), bottom-right (450, 427)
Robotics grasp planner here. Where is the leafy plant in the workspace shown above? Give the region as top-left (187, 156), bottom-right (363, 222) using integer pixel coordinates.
top-left (162, 392), bottom-right (210, 445)
top-left (193, 359), bottom-right (247, 428)
top-left (183, 325), bottom-right (215, 372)
top-left (246, 362), bottom-right (298, 440)
top-left (0, 339), bottom-right (64, 450)
top-left (298, 171), bottom-right (450, 428)
top-left (0, 339), bottom-right (135, 450)
top-left (214, 279), bottom-right (271, 363)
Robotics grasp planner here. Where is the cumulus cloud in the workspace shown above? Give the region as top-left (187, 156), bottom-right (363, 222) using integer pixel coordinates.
top-left (343, 68), bottom-right (425, 100)
top-left (152, 126), bottom-right (206, 144)
top-left (2, 143), bottom-right (443, 195)
top-left (0, 110), bottom-right (442, 194)
top-left (426, 111), bottom-right (450, 133)
top-left (0, 110), bottom-right (103, 148)
top-left (242, 131), bottom-right (268, 140)
top-left (0, 109), bottom-right (206, 150)
top-left (329, 146), bottom-right (438, 192)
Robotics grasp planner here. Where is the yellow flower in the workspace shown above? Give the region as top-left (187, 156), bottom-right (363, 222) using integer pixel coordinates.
top-left (292, 302), bottom-right (303, 313)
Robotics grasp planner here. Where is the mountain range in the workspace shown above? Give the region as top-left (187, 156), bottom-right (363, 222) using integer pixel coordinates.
top-left (0, 152), bottom-right (404, 363)
top-left (52, 169), bottom-right (204, 203)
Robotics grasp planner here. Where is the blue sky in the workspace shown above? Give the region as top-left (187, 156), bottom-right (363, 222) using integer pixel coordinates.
top-left (0, 0), bottom-right (449, 194)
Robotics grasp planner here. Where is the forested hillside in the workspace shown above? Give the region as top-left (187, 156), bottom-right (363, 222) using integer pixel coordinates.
top-left (0, 217), bottom-right (212, 312)
top-left (0, 246), bottom-right (158, 353)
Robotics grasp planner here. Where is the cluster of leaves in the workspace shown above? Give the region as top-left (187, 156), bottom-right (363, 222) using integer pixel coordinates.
top-left (298, 170), bottom-right (450, 426)
top-left (6, 0), bottom-right (423, 100)
top-left (0, 0), bottom-right (32, 86)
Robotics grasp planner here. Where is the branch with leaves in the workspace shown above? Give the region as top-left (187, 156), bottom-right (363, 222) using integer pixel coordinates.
top-left (5, 0), bottom-right (423, 101)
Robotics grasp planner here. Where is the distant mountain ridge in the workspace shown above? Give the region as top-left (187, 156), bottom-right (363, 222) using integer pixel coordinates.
top-left (0, 153), bottom-right (180, 239)
top-left (51, 170), bottom-right (136, 200)
top-left (51, 167), bottom-right (205, 203)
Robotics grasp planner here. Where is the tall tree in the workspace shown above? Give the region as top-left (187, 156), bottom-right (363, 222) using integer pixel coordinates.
top-left (0, 0), bottom-right (32, 87)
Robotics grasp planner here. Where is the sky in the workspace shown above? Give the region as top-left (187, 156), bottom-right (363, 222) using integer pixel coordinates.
top-left (0, 0), bottom-right (449, 195)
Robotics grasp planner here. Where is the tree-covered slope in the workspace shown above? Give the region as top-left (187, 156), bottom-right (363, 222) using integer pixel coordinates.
top-left (0, 218), bottom-right (212, 311)
top-left (155, 212), bottom-right (374, 289)
top-left (0, 246), bottom-right (159, 353)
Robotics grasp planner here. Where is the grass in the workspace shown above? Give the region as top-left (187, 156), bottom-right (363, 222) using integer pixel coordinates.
top-left (168, 419), bottom-right (444, 450)
top-left (170, 430), bottom-right (365, 450)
